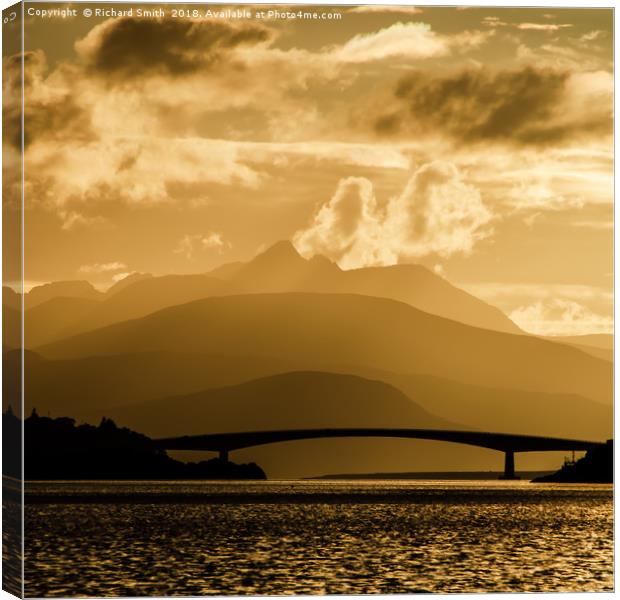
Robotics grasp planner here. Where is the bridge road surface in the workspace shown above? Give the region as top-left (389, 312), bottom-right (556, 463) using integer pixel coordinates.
top-left (155, 428), bottom-right (605, 479)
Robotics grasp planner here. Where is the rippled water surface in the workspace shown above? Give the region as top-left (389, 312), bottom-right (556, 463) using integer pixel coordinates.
top-left (25, 480), bottom-right (613, 596)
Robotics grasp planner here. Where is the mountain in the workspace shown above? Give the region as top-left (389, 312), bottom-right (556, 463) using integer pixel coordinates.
top-left (543, 334), bottom-right (613, 351)
top-left (361, 368), bottom-right (611, 441)
top-left (25, 280), bottom-right (103, 309)
top-left (24, 297), bottom-right (101, 348)
top-left (3, 306), bottom-right (20, 350)
top-left (209, 242), bottom-right (522, 334)
top-left (547, 341), bottom-right (611, 363)
top-left (225, 240), bottom-right (341, 292)
top-left (7, 349), bottom-right (610, 441)
top-left (84, 371), bottom-right (457, 438)
top-left (3, 286), bottom-right (20, 310)
top-left (36, 293), bottom-right (611, 404)
top-left (341, 264), bottom-right (521, 334)
top-left (13, 241), bottom-right (520, 345)
top-left (4, 349), bottom-right (300, 415)
top-left (105, 272), bottom-right (153, 296)
top-left (14, 346), bottom-right (608, 478)
top-left (46, 274), bottom-right (241, 341)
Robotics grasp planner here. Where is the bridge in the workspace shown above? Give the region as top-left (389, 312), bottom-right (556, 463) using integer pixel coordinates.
top-left (155, 428), bottom-right (604, 479)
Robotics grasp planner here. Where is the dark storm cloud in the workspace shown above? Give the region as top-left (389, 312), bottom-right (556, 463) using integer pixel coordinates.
top-left (76, 17), bottom-right (274, 78)
top-left (24, 96), bottom-right (94, 148)
top-left (375, 67), bottom-right (611, 146)
top-left (2, 51), bottom-right (93, 149)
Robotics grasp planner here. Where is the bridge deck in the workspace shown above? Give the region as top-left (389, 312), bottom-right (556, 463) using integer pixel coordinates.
top-left (155, 428), bottom-right (603, 454)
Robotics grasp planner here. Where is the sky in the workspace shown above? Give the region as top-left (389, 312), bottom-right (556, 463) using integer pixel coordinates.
top-left (2, 3), bottom-right (613, 335)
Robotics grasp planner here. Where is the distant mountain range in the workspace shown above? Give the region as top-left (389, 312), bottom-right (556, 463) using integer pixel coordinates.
top-left (3, 241), bottom-right (612, 477)
top-left (7, 241), bottom-right (527, 348)
top-left (209, 241), bottom-right (522, 334)
top-left (3, 349), bottom-right (610, 441)
top-left (35, 292), bottom-right (611, 404)
top-left (6, 243), bottom-right (612, 359)
top-left (81, 371), bottom-right (458, 438)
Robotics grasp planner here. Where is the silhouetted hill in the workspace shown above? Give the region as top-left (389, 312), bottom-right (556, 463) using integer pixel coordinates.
top-left (37, 293), bottom-right (611, 404)
top-left (532, 440), bottom-right (612, 483)
top-left (26, 280), bottom-right (103, 309)
top-left (3, 305), bottom-right (20, 349)
top-left (3, 286), bottom-right (20, 310)
top-left (3, 406), bottom-right (21, 478)
top-left (84, 371), bottom-right (458, 438)
top-left (3, 349), bottom-right (299, 414)
top-left (364, 368), bottom-right (612, 441)
top-left (6, 350), bottom-right (610, 441)
top-left (7, 243), bottom-right (537, 346)
top-left (228, 240), bottom-right (340, 291)
top-left (209, 241), bottom-right (521, 334)
top-left (24, 297), bottom-right (100, 348)
top-left (547, 341), bottom-right (611, 363)
top-left (206, 261), bottom-right (244, 279)
top-left (5, 410), bottom-right (265, 480)
top-left (541, 334), bottom-right (613, 362)
top-left (544, 334), bottom-right (613, 350)
top-left (45, 274), bottom-right (241, 342)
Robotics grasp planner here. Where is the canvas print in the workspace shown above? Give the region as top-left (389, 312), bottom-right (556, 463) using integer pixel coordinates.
top-left (2, 2), bottom-right (614, 596)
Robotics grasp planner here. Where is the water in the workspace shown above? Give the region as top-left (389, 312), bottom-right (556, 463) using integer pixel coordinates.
top-left (24, 480), bottom-right (613, 596)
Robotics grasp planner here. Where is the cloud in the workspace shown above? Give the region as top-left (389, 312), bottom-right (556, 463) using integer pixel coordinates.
top-left (572, 220), bottom-right (612, 230)
top-left (174, 232), bottom-right (229, 259)
top-left (237, 140), bottom-right (411, 170)
top-left (293, 161), bottom-right (493, 269)
top-left (331, 22), bottom-right (491, 63)
top-left (509, 299), bottom-right (612, 335)
top-left (111, 272), bottom-right (134, 283)
top-left (347, 6), bottom-right (424, 14)
top-left (461, 283), bottom-right (612, 305)
top-left (332, 22), bottom-right (448, 63)
top-left (580, 30), bottom-right (604, 42)
top-left (505, 179), bottom-right (585, 212)
top-left (516, 23), bottom-right (573, 32)
top-left (26, 136), bottom-right (265, 216)
top-left (75, 17), bottom-right (274, 79)
top-left (59, 211), bottom-right (108, 231)
top-left (3, 51), bottom-right (94, 150)
top-left (375, 66), bottom-right (612, 147)
top-left (482, 16), bottom-right (507, 27)
top-left (79, 262), bottom-right (127, 274)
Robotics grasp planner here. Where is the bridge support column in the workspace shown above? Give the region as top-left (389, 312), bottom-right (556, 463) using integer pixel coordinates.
top-left (219, 449), bottom-right (229, 462)
top-left (499, 450), bottom-right (520, 480)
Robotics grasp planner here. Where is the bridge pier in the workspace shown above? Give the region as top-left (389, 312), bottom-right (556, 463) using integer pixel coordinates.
top-left (219, 449), bottom-right (229, 462)
top-left (499, 450), bottom-right (520, 480)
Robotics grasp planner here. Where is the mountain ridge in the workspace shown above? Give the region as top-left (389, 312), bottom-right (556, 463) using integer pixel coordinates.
top-left (35, 292), bottom-right (611, 405)
top-left (11, 241), bottom-right (523, 346)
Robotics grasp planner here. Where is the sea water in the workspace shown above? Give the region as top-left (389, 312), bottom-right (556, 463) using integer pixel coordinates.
top-left (22, 480), bottom-right (613, 596)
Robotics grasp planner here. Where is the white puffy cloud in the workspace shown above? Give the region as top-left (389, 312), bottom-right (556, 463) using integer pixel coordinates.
top-left (294, 177), bottom-right (385, 269)
top-left (79, 262), bottom-right (127, 274)
top-left (174, 232), bottom-right (229, 259)
top-left (333, 22), bottom-right (449, 63)
top-left (509, 299), bottom-right (612, 336)
top-left (294, 161), bottom-right (493, 269)
top-left (24, 137), bottom-right (265, 231)
top-left (331, 22), bottom-right (491, 64)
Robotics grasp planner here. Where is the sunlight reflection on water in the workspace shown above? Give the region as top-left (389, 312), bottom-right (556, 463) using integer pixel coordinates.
top-left (25, 480), bottom-right (613, 596)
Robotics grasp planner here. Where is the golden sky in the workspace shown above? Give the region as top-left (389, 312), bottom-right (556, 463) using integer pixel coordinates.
top-left (3, 3), bottom-right (613, 335)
